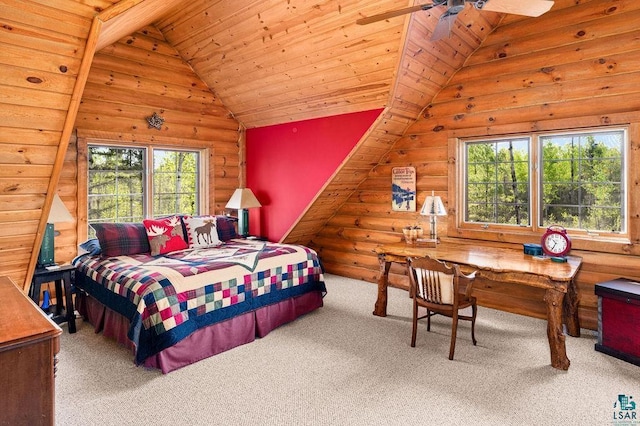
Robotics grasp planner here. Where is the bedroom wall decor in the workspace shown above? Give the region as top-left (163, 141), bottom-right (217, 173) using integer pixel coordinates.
top-left (146, 112), bottom-right (165, 130)
top-left (392, 166), bottom-right (416, 212)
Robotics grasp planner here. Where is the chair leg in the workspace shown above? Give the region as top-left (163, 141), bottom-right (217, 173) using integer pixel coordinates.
top-left (449, 311), bottom-right (459, 360)
top-left (411, 299), bottom-right (418, 347)
top-left (427, 309), bottom-right (431, 331)
top-left (471, 303), bottom-right (478, 346)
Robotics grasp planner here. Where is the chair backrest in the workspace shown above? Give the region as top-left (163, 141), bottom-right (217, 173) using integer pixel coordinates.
top-left (409, 256), bottom-right (463, 305)
top-left (409, 257), bottom-right (459, 305)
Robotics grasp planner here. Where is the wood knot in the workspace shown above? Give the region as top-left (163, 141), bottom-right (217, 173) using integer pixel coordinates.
top-left (26, 76), bottom-right (43, 84)
top-left (433, 125), bottom-right (444, 132)
top-left (59, 65), bottom-right (68, 73)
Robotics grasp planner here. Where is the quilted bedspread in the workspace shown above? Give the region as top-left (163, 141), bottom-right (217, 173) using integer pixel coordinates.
top-left (73, 239), bottom-right (325, 363)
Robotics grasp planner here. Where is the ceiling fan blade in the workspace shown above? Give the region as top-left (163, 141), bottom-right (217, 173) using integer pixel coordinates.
top-left (356, 4), bottom-right (436, 25)
top-left (431, 11), bottom-right (459, 41)
top-left (478, 0), bottom-right (554, 17)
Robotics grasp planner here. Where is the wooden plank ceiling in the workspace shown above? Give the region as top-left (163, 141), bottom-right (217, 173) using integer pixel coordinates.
top-left (153, 0), bottom-right (503, 129)
top-left (148, 0), bottom-right (504, 244)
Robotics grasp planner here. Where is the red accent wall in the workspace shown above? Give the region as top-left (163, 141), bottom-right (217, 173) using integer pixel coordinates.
top-left (246, 109), bottom-right (383, 242)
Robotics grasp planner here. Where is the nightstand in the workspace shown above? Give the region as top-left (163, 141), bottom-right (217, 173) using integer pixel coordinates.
top-left (30, 264), bottom-right (76, 333)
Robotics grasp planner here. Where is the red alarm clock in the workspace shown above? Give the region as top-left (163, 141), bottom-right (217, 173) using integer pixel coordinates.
top-left (541, 225), bottom-right (571, 257)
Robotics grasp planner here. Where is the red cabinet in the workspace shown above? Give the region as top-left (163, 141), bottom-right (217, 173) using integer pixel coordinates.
top-left (595, 278), bottom-right (640, 366)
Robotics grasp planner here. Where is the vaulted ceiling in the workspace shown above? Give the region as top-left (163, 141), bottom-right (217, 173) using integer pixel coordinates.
top-left (102, 0), bottom-right (513, 129)
top-left (5, 0), bottom-right (566, 289)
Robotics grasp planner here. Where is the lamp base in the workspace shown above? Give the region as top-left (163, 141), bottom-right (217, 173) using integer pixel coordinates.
top-left (237, 209), bottom-right (249, 237)
top-left (38, 223), bottom-right (55, 267)
top-left (416, 238), bottom-right (437, 247)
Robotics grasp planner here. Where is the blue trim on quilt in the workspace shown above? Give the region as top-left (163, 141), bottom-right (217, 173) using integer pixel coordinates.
top-left (75, 270), bottom-right (326, 365)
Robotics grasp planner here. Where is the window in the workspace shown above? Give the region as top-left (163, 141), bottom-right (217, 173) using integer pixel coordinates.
top-left (461, 128), bottom-right (627, 237)
top-left (465, 137), bottom-right (531, 226)
top-left (87, 144), bottom-right (205, 232)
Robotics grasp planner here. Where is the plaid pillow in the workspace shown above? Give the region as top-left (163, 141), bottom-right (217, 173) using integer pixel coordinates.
top-left (216, 215), bottom-right (238, 241)
top-left (91, 222), bottom-right (150, 257)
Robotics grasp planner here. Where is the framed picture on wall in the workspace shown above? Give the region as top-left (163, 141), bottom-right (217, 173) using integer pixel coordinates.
top-left (392, 166), bottom-right (416, 212)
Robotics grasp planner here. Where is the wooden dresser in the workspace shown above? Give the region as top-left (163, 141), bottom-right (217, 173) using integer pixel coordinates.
top-left (0, 276), bottom-right (62, 426)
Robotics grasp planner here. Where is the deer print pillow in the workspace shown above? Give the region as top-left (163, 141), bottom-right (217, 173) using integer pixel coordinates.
top-left (182, 215), bottom-right (222, 249)
top-left (143, 216), bottom-right (188, 255)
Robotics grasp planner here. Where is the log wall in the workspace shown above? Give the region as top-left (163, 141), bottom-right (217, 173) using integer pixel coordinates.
top-left (66, 25), bottom-right (240, 260)
top-left (0, 0), bottom-right (109, 288)
top-left (311, 0), bottom-right (640, 330)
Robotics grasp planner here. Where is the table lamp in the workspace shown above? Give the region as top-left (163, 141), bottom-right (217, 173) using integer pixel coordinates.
top-left (38, 194), bottom-right (74, 267)
top-left (420, 190), bottom-right (447, 242)
top-left (225, 188), bottom-right (262, 237)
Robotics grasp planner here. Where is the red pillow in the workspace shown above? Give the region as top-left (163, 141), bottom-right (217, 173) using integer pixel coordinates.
top-left (142, 216), bottom-right (188, 255)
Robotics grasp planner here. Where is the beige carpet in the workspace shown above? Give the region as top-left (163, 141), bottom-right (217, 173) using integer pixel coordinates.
top-left (56, 274), bottom-right (640, 425)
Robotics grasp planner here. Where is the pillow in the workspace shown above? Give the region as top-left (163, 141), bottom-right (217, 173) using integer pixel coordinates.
top-left (78, 238), bottom-right (102, 256)
top-left (183, 216), bottom-right (221, 248)
top-left (216, 215), bottom-right (238, 241)
top-left (91, 222), bottom-right (150, 257)
top-left (143, 216), bottom-right (188, 255)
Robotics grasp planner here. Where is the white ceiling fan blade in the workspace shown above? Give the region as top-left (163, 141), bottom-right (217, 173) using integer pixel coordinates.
top-left (431, 11), bottom-right (459, 41)
top-left (479, 0), bottom-right (554, 17)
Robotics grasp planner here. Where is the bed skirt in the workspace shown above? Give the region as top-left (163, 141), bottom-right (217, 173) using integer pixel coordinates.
top-left (76, 290), bottom-right (324, 373)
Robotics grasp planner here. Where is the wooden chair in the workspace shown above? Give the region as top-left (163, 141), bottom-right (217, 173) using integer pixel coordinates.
top-left (408, 256), bottom-right (478, 360)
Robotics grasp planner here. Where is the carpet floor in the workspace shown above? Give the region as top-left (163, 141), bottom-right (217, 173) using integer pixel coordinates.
top-left (55, 273), bottom-right (640, 425)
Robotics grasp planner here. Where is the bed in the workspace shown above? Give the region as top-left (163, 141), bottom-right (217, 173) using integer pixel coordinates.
top-left (72, 215), bottom-right (326, 373)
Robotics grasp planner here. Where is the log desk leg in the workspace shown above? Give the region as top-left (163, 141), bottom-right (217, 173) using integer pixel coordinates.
top-left (545, 288), bottom-right (571, 370)
top-left (373, 255), bottom-right (391, 317)
top-left (372, 247), bottom-right (581, 370)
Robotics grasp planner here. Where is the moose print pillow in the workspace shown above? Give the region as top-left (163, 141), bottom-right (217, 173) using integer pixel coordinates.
top-left (143, 215), bottom-right (188, 255)
top-left (182, 215), bottom-right (222, 249)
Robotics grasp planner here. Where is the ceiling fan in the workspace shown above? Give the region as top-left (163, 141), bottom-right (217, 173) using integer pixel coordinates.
top-left (357, 0), bottom-right (554, 41)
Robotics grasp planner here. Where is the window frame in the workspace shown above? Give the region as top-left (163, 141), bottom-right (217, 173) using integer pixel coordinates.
top-left (454, 126), bottom-right (630, 243)
top-left (83, 140), bottom-right (208, 236)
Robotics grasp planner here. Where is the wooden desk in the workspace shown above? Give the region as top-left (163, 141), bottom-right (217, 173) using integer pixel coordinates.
top-left (373, 242), bottom-right (582, 370)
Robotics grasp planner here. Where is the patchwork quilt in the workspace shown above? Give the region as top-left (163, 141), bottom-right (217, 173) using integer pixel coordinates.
top-left (73, 239), bottom-right (326, 364)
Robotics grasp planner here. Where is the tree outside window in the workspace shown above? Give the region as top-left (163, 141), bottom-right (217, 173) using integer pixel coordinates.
top-left (462, 128), bottom-right (626, 236)
top-left (87, 145), bottom-right (202, 236)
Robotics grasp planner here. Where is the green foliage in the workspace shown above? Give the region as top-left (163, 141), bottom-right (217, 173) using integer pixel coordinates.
top-left (466, 138), bottom-right (529, 225)
top-left (541, 132), bottom-right (623, 232)
top-left (465, 129), bottom-right (625, 233)
top-left (153, 150), bottom-right (198, 217)
top-left (88, 146), bottom-right (200, 231)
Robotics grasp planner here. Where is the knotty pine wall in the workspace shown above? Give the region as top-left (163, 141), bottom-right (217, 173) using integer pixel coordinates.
top-left (311, 0), bottom-right (640, 330)
top-left (0, 0), bottom-right (111, 288)
top-left (62, 25), bottom-right (240, 263)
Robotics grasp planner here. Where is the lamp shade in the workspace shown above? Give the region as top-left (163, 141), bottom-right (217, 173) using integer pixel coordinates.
top-left (420, 191), bottom-right (447, 217)
top-left (48, 194), bottom-right (74, 223)
top-left (225, 188), bottom-right (262, 209)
